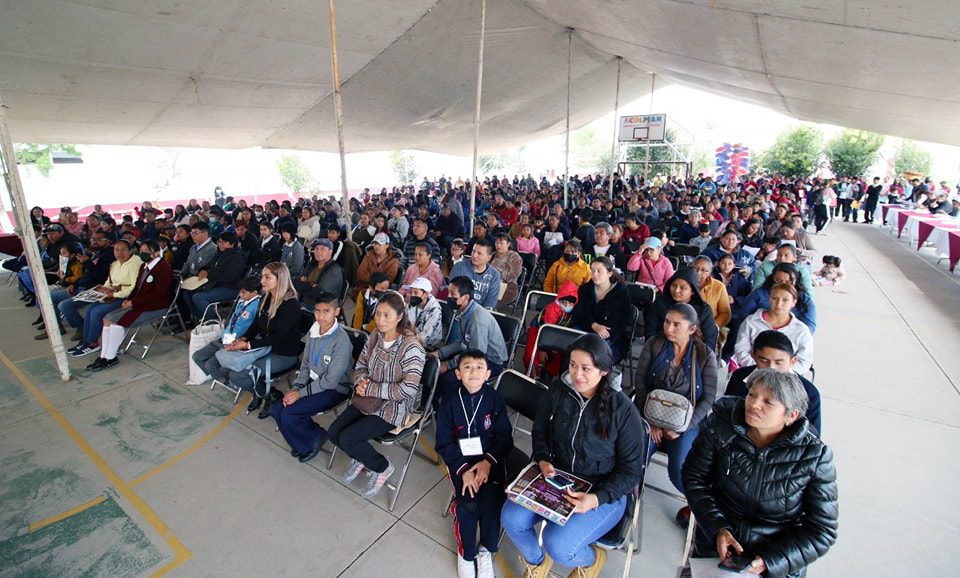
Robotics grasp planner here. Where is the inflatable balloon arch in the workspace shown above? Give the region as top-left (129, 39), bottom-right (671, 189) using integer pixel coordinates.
top-left (714, 143), bottom-right (751, 185)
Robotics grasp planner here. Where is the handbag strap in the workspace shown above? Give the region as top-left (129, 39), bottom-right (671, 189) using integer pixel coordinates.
top-left (689, 344), bottom-right (697, 406)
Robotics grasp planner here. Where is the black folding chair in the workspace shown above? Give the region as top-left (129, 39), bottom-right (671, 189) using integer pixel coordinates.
top-left (328, 355), bottom-right (441, 512)
top-left (669, 243), bottom-right (702, 265)
top-left (502, 267), bottom-right (526, 316)
top-left (618, 305), bottom-right (641, 394)
top-left (596, 418), bottom-right (652, 578)
top-left (440, 298), bottom-right (456, 342)
top-left (518, 251), bottom-right (538, 292)
top-left (626, 282), bottom-right (657, 312)
top-left (525, 323), bottom-right (587, 378)
top-left (490, 311), bottom-right (522, 372)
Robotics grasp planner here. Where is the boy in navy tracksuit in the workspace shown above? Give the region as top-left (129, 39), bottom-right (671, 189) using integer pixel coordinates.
top-left (435, 350), bottom-right (514, 578)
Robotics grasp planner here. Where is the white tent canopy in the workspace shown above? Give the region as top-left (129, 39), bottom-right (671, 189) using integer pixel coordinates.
top-left (2, 0), bottom-right (959, 153)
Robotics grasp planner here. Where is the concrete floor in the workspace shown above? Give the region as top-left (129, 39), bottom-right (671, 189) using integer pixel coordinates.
top-left (0, 221), bottom-right (958, 577)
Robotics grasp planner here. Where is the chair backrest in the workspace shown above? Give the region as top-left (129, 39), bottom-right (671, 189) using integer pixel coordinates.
top-left (495, 369), bottom-right (548, 423)
top-left (490, 311), bottom-right (522, 368)
top-left (440, 299), bottom-right (455, 341)
top-left (627, 282), bottom-right (656, 310)
top-left (670, 243), bottom-right (701, 258)
top-left (521, 290), bottom-right (557, 325)
top-left (341, 326), bottom-right (368, 364)
top-left (518, 251), bottom-right (537, 282)
top-left (597, 417), bottom-right (651, 550)
top-left (417, 355), bottom-right (441, 415)
top-left (527, 324), bottom-right (587, 376)
top-left (668, 256), bottom-right (680, 270)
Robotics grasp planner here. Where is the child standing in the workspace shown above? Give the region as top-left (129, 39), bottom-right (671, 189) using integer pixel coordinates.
top-left (435, 350), bottom-right (514, 578)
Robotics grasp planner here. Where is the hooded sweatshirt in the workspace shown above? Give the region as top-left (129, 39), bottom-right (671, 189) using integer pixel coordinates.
top-left (644, 268), bottom-right (719, 350)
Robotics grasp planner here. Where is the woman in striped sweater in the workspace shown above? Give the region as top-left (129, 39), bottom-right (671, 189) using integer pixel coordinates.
top-left (328, 291), bottom-right (426, 498)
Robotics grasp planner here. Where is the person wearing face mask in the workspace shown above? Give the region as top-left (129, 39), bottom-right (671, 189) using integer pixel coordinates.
top-left (543, 240), bottom-right (591, 294)
top-left (353, 272), bottom-right (391, 332)
top-left (85, 240), bottom-right (173, 372)
top-left (403, 277), bottom-right (443, 351)
top-left (434, 277), bottom-right (508, 407)
top-left (523, 281), bottom-right (579, 379)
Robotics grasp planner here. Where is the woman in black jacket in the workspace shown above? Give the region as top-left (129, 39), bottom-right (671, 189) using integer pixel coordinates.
top-left (502, 335), bottom-right (647, 578)
top-left (213, 262), bottom-right (302, 414)
top-left (571, 257), bottom-right (633, 363)
top-left (682, 369), bottom-right (838, 578)
top-left (644, 267), bottom-right (719, 350)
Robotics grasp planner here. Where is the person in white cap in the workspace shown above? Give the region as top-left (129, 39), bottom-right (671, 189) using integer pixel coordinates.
top-left (404, 277), bottom-right (443, 351)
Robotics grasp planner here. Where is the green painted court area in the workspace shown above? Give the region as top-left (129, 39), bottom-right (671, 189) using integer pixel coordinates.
top-left (0, 495), bottom-right (163, 577)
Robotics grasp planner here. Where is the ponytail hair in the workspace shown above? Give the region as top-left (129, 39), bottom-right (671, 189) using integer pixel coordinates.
top-left (567, 334), bottom-right (615, 439)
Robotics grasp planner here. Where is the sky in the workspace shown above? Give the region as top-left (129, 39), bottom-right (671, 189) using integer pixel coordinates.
top-left (4, 82), bottom-right (960, 219)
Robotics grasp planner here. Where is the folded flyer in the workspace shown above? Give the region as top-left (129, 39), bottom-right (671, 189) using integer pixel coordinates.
top-left (506, 463), bottom-right (592, 526)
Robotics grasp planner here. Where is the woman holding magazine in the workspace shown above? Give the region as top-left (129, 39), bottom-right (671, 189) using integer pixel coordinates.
top-left (501, 334), bottom-right (646, 578)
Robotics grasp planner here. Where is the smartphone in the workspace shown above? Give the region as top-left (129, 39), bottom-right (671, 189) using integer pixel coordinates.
top-left (717, 554), bottom-right (753, 573)
top-left (545, 474), bottom-right (575, 491)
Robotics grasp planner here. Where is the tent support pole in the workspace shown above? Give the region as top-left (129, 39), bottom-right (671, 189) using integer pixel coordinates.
top-left (608, 57), bottom-right (622, 200)
top-left (0, 95), bottom-right (70, 381)
top-left (563, 28), bottom-right (572, 207)
top-left (328, 0), bottom-right (350, 218)
top-left (645, 72), bottom-right (654, 182)
top-left (468, 0), bottom-right (487, 235)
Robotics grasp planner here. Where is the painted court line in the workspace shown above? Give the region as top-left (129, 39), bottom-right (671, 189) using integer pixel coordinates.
top-left (0, 351), bottom-right (192, 576)
top-left (28, 495), bottom-right (107, 533)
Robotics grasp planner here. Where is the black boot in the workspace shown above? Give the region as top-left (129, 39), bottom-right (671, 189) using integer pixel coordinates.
top-left (258, 389), bottom-right (283, 420)
top-left (32, 315), bottom-right (43, 326)
top-left (246, 395), bottom-right (263, 413)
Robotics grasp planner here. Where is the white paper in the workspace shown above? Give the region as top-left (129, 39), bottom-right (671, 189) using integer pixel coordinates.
top-left (458, 436), bottom-right (483, 456)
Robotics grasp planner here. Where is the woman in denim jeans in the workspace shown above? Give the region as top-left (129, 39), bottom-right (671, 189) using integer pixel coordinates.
top-left (501, 335), bottom-right (646, 578)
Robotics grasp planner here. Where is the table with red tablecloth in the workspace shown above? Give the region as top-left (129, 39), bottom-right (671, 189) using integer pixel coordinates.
top-left (0, 233), bottom-right (23, 256)
top-left (880, 206), bottom-right (960, 272)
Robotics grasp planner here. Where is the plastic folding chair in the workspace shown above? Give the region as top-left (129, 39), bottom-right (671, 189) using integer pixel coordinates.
top-left (669, 243), bottom-right (702, 265)
top-left (501, 267), bottom-right (526, 315)
top-left (328, 355), bottom-right (441, 512)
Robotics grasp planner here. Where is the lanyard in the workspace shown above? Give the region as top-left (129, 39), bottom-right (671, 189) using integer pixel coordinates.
top-left (227, 301), bottom-right (252, 332)
top-left (458, 389), bottom-right (484, 437)
top-left (311, 332), bottom-right (336, 366)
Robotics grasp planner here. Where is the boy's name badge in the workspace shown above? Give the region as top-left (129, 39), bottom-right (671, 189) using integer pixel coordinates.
top-left (459, 436), bottom-right (483, 456)
top-left (309, 370), bottom-right (319, 381)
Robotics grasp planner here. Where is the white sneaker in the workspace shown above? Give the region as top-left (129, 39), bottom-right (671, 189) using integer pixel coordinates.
top-left (476, 548), bottom-right (494, 578)
top-left (457, 554), bottom-right (476, 578)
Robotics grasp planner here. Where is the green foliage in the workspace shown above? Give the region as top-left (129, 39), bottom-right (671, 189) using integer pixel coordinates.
top-left (478, 147), bottom-right (526, 178)
top-left (757, 126), bottom-right (823, 178)
top-left (389, 150), bottom-right (418, 185)
top-left (893, 139), bottom-right (932, 177)
top-left (276, 153), bottom-right (312, 193)
top-left (14, 144), bottom-right (81, 177)
top-left (824, 129), bottom-right (884, 178)
top-left (625, 128), bottom-right (688, 177)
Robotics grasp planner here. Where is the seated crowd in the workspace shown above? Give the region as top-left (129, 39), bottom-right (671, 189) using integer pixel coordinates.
top-left (9, 172), bottom-right (841, 578)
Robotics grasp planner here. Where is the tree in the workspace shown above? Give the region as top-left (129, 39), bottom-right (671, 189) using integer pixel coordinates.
top-left (757, 126), bottom-right (822, 178)
top-left (625, 128), bottom-right (689, 177)
top-left (14, 144), bottom-right (82, 177)
top-left (824, 129), bottom-right (884, 177)
top-left (276, 153), bottom-right (312, 194)
top-left (893, 139), bottom-right (932, 177)
top-left (389, 150), bottom-right (418, 185)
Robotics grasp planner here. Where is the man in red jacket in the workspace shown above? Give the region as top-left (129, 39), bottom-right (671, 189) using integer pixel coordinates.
top-left (87, 239), bottom-right (174, 371)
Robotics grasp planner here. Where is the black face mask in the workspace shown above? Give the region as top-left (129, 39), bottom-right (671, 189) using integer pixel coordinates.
top-left (409, 296), bottom-right (423, 307)
top-left (139, 253), bottom-right (152, 262)
top-left (563, 253), bottom-right (578, 263)
top-left (446, 296), bottom-right (460, 309)
top-left (372, 291), bottom-right (384, 299)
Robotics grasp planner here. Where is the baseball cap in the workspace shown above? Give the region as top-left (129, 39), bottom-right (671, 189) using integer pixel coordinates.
top-left (372, 233), bottom-right (390, 245)
top-left (311, 238), bottom-right (334, 250)
top-left (402, 277), bottom-right (433, 293)
top-left (644, 236), bottom-right (662, 249)
top-left (43, 224), bottom-right (64, 234)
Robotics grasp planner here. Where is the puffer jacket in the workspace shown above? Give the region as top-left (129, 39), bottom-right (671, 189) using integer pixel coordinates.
top-left (533, 373), bottom-right (647, 506)
top-left (682, 396), bottom-right (838, 578)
